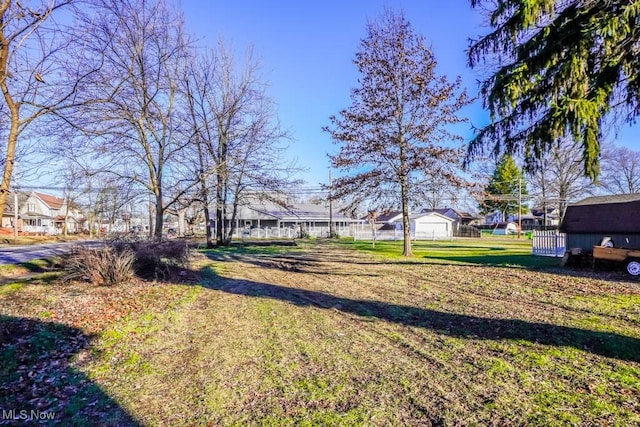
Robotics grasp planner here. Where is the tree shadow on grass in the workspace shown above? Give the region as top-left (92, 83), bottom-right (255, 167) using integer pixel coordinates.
top-left (201, 267), bottom-right (640, 363)
top-left (0, 315), bottom-right (140, 426)
top-left (420, 254), bottom-right (560, 270)
top-left (203, 248), bottom-right (640, 286)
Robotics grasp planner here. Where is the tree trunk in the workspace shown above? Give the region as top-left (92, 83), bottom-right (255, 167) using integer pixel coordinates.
top-left (196, 142), bottom-right (214, 248)
top-left (177, 209), bottom-right (186, 236)
top-left (370, 219), bottom-right (376, 248)
top-left (401, 180), bottom-right (412, 257)
top-left (215, 137), bottom-right (227, 245)
top-left (215, 174), bottom-right (224, 245)
top-left (203, 203), bottom-right (213, 248)
top-left (154, 191), bottom-right (163, 240)
top-left (0, 88), bottom-right (19, 221)
top-left (201, 187), bottom-right (213, 248)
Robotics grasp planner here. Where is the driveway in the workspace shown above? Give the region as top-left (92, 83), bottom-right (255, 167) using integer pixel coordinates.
top-left (0, 240), bottom-right (103, 265)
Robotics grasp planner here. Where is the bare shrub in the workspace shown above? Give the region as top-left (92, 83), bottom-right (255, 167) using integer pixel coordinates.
top-left (63, 246), bottom-right (136, 286)
top-left (107, 238), bottom-right (189, 280)
top-left (129, 240), bottom-right (189, 280)
top-left (63, 239), bottom-right (189, 284)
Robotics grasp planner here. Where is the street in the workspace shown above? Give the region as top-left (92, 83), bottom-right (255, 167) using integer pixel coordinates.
top-left (0, 241), bottom-right (103, 265)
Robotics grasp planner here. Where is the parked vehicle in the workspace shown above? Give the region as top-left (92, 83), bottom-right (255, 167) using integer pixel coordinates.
top-left (592, 245), bottom-right (640, 276)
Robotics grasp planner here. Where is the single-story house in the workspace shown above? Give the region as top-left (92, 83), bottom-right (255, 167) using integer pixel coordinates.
top-left (560, 193), bottom-right (640, 250)
top-left (212, 199), bottom-right (365, 237)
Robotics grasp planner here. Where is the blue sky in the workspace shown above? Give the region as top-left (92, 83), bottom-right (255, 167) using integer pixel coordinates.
top-left (182, 0), bottom-right (637, 188)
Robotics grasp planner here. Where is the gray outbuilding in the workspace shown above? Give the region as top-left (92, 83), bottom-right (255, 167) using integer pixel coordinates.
top-left (560, 193), bottom-right (640, 251)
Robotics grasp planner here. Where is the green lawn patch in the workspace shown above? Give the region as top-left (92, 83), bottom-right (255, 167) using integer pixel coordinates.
top-left (341, 238), bottom-right (560, 269)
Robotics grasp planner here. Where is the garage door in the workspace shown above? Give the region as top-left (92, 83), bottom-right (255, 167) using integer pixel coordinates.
top-left (415, 222), bottom-right (449, 240)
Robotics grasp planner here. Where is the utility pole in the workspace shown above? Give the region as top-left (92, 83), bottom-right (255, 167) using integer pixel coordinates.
top-left (13, 162), bottom-right (18, 242)
top-left (13, 190), bottom-right (18, 242)
top-left (518, 177), bottom-right (522, 239)
top-left (328, 169), bottom-right (334, 238)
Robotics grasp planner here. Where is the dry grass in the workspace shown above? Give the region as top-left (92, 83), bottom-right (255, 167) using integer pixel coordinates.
top-left (1, 239), bottom-right (639, 425)
top-left (85, 240), bottom-right (640, 425)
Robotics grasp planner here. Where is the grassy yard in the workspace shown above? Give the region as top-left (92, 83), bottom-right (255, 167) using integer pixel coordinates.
top-left (1, 238), bottom-right (639, 425)
top-left (344, 237), bottom-right (560, 269)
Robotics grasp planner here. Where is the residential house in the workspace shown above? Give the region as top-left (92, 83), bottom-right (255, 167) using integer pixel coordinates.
top-left (212, 199), bottom-right (365, 238)
top-left (20, 192), bottom-right (84, 234)
top-left (1, 191), bottom-right (29, 230)
top-left (560, 193), bottom-right (640, 250)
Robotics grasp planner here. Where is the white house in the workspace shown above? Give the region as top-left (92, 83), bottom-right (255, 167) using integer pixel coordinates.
top-left (20, 192), bottom-right (84, 234)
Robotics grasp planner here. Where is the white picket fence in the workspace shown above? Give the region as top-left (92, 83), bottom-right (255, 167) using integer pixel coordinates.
top-left (532, 230), bottom-right (566, 257)
top-left (353, 229), bottom-right (453, 241)
top-left (233, 226), bottom-right (355, 239)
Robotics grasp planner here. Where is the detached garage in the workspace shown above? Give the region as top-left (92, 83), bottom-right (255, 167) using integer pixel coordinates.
top-left (410, 212), bottom-right (454, 240)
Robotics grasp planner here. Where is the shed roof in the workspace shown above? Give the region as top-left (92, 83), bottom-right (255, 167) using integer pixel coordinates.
top-left (560, 194), bottom-right (640, 233)
top-left (571, 193), bottom-right (640, 205)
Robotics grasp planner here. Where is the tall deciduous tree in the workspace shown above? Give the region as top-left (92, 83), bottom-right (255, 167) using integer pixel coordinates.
top-left (599, 143), bottom-right (640, 194)
top-left (185, 42), bottom-right (295, 246)
top-left (72, 0), bottom-right (193, 240)
top-left (0, 0), bottom-right (91, 221)
top-left (467, 0), bottom-right (640, 179)
top-left (325, 9), bottom-right (470, 256)
top-left (527, 139), bottom-right (595, 224)
top-left (479, 154), bottom-right (527, 222)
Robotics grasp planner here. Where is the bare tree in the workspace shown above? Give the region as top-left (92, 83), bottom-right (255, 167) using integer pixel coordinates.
top-left (92, 179), bottom-right (139, 236)
top-left (599, 144), bottom-right (640, 194)
top-left (0, 0), bottom-right (95, 219)
top-left (325, 10), bottom-right (470, 256)
top-left (527, 139), bottom-right (595, 224)
top-left (185, 41), bottom-right (296, 246)
top-left (70, 0), bottom-right (194, 240)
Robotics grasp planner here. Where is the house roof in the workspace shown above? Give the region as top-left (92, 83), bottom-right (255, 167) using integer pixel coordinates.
top-left (34, 192), bottom-right (65, 209)
top-left (421, 208), bottom-right (451, 216)
top-left (457, 211), bottom-right (476, 220)
top-left (560, 194), bottom-right (640, 233)
top-left (238, 201), bottom-right (360, 222)
top-left (376, 211), bottom-right (403, 222)
top-left (421, 208), bottom-right (477, 221)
